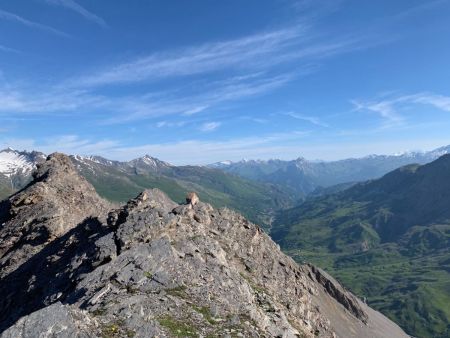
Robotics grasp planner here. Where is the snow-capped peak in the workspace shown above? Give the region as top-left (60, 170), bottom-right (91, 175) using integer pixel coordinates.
top-left (427, 145), bottom-right (450, 159)
top-left (73, 155), bottom-right (114, 166)
top-left (142, 155), bottom-right (158, 166)
top-left (126, 155), bottom-right (172, 170)
top-left (141, 155), bottom-right (171, 167)
top-left (0, 149), bottom-right (36, 177)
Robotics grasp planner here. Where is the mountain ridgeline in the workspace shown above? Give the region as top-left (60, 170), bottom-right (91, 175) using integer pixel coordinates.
top-left (210, 145), bottom-right (450, 198)
top-left (2, 146), bottom-right (450, 229)
top-left (0, 153), bottom-right (408, 338)
top-left (0, 150), bottom-right (295, 229)
top-left (272, 155), bottom-right (450, 338)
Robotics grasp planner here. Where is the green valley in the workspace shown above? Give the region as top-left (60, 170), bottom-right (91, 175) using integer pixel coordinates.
top-left (272, 155), bottom-right (450, 338)
top-left (75, 157), bottom-right (295, 229)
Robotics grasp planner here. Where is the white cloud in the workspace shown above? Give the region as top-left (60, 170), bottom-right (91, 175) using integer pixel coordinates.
top-left (351, 99), bottom-right (404, 128)
top-left (0, 7), bottom-right (400, 131)
top-left (71, 27), bottom-right (306, 87)
top-left (411, 93), bottom-right (450, 112)
top-left (0, 72), bottom-right (293, 125)
top-left (351, 92), bottom-right (450, 128)
top-left (156, 121), bottom-right (186, 128)
top-left (284, 111), bottom-right (329, 127)
top-left (99, 73), bottom-right (290, 124)
top-left (240, 116), bottom-right (269, 124)
top-left (0, 8), bottom-right (386, 127)
top-left (199, 122), bottom-right (221, 132)
top-left (0, 86), bottom-right (105, 114)
top-left (182, 106), bottom-right (209, 116)
top-left (0, 8), bottom-right (69, 37)
top-left (44, 0), bottom-right (107, 27)
top-left (69, 23), bottom-right (364, 88)
top-left (350, 92), bottom-right (450, 128)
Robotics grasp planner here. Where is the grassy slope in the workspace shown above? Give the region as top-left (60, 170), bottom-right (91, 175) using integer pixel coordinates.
top-left (281, 238), bottom-right (450, 337)
top-left (79, 165), bottom-right (295, 229)
top-left (272, 157), bottom-right (450, 338)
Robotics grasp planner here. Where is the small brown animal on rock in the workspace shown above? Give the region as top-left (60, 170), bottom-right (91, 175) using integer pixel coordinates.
top-left (186, 192), bottom-right (199, 206)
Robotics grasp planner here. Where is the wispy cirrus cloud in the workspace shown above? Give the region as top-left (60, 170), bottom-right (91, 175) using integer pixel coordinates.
top-left (284, 111), bottom-right (329, 127)
top-left (101, 72), bottom-right (294, 124)
top-left (412, 93), bottom-right (450, 112)
top-left (156, 120), bottom-right (186, 128)
top-left (351, 98), bottom-right (404, 127)
top-left (0, 8), bottom-right (69, 37)
top-left (43, 0), bottom-right (107, 28)
top-left (199, 122), bottom-right (221, 132)
top-left (0, 72), bottom-right (292, 125)
top-left (0, 86), bottom-right (105, 114)
top-left (70, 27), bottom-right (305, 87)
top-left (182, 106), bottom-right (209, 116)
top-left (351, 92), bottom-right (450, 128)
top-left (69, 24), bottom-right (364, 88)
top-left (0, 8), bottom-right (390, 130)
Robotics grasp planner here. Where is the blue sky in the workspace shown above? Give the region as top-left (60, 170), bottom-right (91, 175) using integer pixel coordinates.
top-left (1, 0), bottom-right (450, 164)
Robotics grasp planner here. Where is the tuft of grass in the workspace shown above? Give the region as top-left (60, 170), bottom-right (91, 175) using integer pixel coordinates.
top-left (192, 305), bottom-right (217, 325)
top-left (101, 323), bottom-right (120, 338)
top-left (101, 320), bottom-right (135, 338)
top-left (91, 308), bottom-right (107, 316)
top-left (165, 285), bottom-right (188, 299)
top-left (157, 316), bottom-right (197, 337)
top-left (239, 272), bottom-right (266, 294)
top-left (126, 330), bottom-right (136, 337)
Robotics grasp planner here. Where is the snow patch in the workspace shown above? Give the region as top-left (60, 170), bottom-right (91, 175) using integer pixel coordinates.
top-left (0, 150), bottom-right (35, 177)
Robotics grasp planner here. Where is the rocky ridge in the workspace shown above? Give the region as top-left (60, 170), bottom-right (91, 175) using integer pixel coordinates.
top-left (0, 153), bottom-right (111, 278)
top-left (0, 153), bottom-right (408, 337)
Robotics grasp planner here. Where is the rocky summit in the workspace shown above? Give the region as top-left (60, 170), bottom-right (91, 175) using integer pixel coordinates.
top-left (0, 153), bottom-right (407, 338)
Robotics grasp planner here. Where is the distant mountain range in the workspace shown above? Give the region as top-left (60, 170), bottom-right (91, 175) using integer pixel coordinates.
top-left (271, 155), bottom-right (450, 338)
top-left (0, 149), bottom-right (293, 228)
top-left (2, 145), bottom-right (450, 228)
top-left (209, 145), bottom-right (450, 198)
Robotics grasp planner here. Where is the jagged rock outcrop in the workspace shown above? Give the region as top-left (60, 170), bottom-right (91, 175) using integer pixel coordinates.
top-left (0, 153), bottom-right (111, 277)
top-left (1, 303), bottom-right (95, 338)
top-left (0, 153), bottom-right (408, 337)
